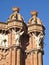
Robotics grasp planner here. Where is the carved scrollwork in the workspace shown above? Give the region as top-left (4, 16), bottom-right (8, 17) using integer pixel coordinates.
top-left (0, 50), bottom-right (9, 60)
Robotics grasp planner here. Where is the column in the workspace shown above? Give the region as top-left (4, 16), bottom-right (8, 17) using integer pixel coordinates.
top-left (17, 48), bottom-right (21, 65)
top-left (12, 48), bottom-right (17, 65)
top-left (34, 51), bottom-right (38, 65)
top-left (38, 52), bottom-right (43, 65)
top-left (30, 35), bottom-right (34, 65)
top-left (8, 30), bottom-right (12, 65)
top-left (25, 34), bottom-right (32, 65)
top-left (12, 29), bottom-right (17, 65)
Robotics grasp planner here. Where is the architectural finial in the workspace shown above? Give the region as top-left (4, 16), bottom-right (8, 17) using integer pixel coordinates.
top-left (12, 7), bottom-right (20, 13)
top-left (28, 11), bottom-right (43, 25)
top-left (31, 11), bottom-right (38, 16)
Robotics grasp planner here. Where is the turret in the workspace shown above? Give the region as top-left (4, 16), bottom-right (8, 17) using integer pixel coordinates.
top-left (0, 7), bottom-right (27, 65)
top-left (25, 11), bottom-right (45, 65)
top-left (7, 7), bottom-right (27, 65)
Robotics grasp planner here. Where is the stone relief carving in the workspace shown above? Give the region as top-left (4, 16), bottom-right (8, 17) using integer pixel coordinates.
top-left (0, 34), bottom-right (4, 46)
top-left (13, 29), bottom-right (24, 46)
top-left (0, 33), bottom-right (8, 60)
top-left (32, 32), bottom-right (44, 49)
top-left (0, 50), bottom-right (9, 60)
top-left (15, 30), bottom-right (24, 46)
top-left (2, 34), bottom-right (8, 47)
top-left (0, 34), bottom-right (8, 47)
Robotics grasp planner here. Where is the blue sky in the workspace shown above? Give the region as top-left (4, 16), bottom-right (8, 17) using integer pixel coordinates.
top-left (0, 0), bottom-right (49, 65)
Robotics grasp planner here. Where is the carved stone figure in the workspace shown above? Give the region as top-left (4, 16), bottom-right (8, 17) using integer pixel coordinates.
top-left (0, 34), bottom-right (8, 47)
top-left (15, 30), bottom-right (24, 46)
top-left (32, 32), bottom-right (44, 49)
top-left (0, 34), bottom-right (4, 46)
top-left (13, 29), bottom-right (24, 46)
top-left (2, 34), bottom-right (8, 47)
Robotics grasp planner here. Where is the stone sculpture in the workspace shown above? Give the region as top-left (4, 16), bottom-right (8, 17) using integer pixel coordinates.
top-left (0, 34), bottom-right (8, 47)
top-left (15, 30), bottom-right (24, 46)
top-left (32, 32), bottom-right (44, 49)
